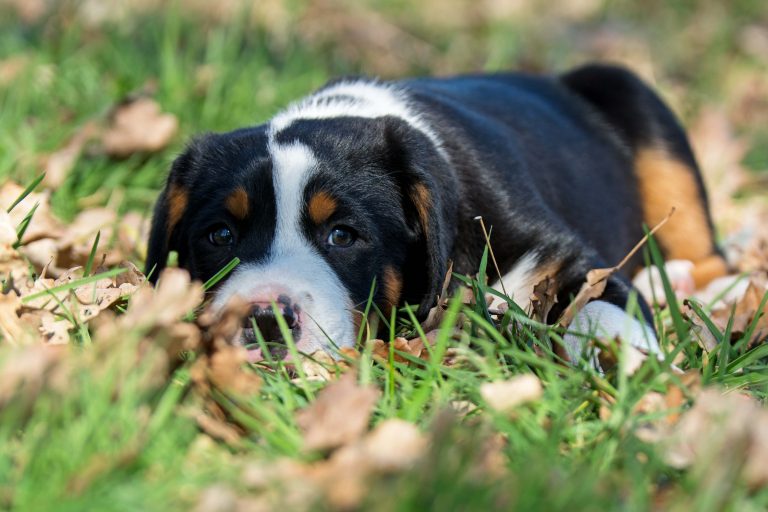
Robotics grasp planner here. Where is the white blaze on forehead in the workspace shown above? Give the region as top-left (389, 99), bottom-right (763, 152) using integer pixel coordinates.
top-left (269, 79), bottom-right (447, 160)
top-left (269, 141), bottom-right (317, 253)
top-left (213, 141), bottom-right (356, 353)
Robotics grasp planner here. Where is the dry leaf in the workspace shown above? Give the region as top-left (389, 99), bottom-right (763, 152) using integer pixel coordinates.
top-left (664, 388), bottom-right (768, 489)
top-left (206, 345), bottom-right (262, 396)
top-left (530, 274), bottom-right (558, 322)
top-left (557, 268), bottom-right (609, 327)
top-left (0, 182), bottom-right (61, 245)
top-left (42, 122), bottom-right (98, 188)
top-left (296, 372), bottom-right (380, 452)
top-left (684, 301), bottom-right (720, 352)
top-left (0, 344), bottom-right (66, 406)
top-left (0, 291), bottom-right (36, 345)
top-left (709, 277), bottom-right (768, 347)
top-left (358, 419), bottom-right (427, 472)
top-left (101, 97), bottom-right (178, 157)
top-left (0, 55), bottom-right (29, 86)
top-left (594, 336), bottom-right (650, 377)
top-left (480, 374), bottom-right (543, 412)
top-left (122, 268), bottom-right (202, 329)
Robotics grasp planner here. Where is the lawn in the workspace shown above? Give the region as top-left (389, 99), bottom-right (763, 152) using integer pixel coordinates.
top-left (1, 1), bottom-right (768, 511)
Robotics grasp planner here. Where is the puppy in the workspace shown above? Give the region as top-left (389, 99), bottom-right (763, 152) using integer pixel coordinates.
top-left (146, 64), bottom-right (727, 361)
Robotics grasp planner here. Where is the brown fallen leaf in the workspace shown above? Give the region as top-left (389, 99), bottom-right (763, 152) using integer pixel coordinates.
top-left (195, 413), bottom-right (243, 447)
top-left (38, 310), bottom-right (71, 345)
top-left (0, 182), bottom-right (62, 245)
top-left (0, 211), bottom-right (18, 261)
top-left (530, 274), bottom-right (558, 322)
top-left (295, 371), bottom-right (380, 452)
top-left (0, 54), bottom-right (29, 86)
top-left (101, 97), bottom-right (178, 157)
top-left (664, 388), bottom-right (768, 490)
top-left (206, 345), bottom-right (262, 396)
top-left (0, 344), bottom-right (67, 407)
top-left (708, 276), bottom-right (768, 347)
top-left (0, 291), bottom-right (37, 345)
top-left (683, 300), bottom-right (720, 352)
top-left (357, 418), bottom-right (427, 472)
top-left (308, 418), bottom-right (427, 510)
top-left (42, 122), bottom-right (98, 188)
top-left (479, 374), bottom-right (543, 412)
top-left (121, 267), bottom-right (202, 329)
top-left (593, 336), bottom-right (651, 377)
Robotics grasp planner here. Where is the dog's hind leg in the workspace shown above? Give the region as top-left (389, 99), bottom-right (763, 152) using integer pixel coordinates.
top-left (561, 64), bottom-right (729, 291)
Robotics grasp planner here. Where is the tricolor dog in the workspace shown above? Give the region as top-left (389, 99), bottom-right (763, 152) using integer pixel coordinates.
top-left (146, 64), bottom-right (727, 361)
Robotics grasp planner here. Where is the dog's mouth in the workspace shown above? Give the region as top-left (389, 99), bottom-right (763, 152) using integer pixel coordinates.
top-left (241, 304), bottom-right (302, 361)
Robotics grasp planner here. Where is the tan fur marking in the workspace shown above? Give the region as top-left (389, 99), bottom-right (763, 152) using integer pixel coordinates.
top-left (225, 187), bottom-right (250, 219)
top-left (690, 254), bottom-right (729, 288)
top-left (166, 184), bottom-right (188, 236)
top-left (307, 191), bottom-right (337, 224)
top-left (410, 183), bottom-right (431, 235)
top-left (635, 148), bottom-right (717, 261)
top-left (382, 266), bottom-right (403, 316)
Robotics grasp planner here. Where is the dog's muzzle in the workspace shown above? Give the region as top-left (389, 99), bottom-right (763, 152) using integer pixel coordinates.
top-left (242, 294), bottom-right (302, 355)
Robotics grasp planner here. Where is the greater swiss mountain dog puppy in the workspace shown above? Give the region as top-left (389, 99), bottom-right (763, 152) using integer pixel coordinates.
top-left (146, 63), bottom-right (727, 362)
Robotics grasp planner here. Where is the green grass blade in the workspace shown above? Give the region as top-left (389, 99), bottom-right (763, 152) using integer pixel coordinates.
top-left (646, 231), bottom-right (689, 344)
top-left (12, 202), bottom-right (39, 249)
top-left (203, 257), bottom-right (240, 291)
top-left (21, 268), bottom-right (127, 304)
top-left (6, 173), bottom-right (45, 213)
top-left (83, 230), bottom-right (101, 277)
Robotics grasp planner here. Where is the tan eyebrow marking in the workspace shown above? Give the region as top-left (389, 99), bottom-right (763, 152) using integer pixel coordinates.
top-left (307, 190), bottom-right (337, 224)
top-left (225, 186), bottom-right (250, 219)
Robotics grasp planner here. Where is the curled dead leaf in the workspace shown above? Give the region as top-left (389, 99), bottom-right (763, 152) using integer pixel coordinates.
top-left (101, 97), bottom-right (178, 157)
top-left (480, 374), bottom-right (543, 412)
top-left (123, 267), bottom-right (202, 329)
top-left (358, 419), bottom-right (427, 472)
top-left (42, 122), bottom-right (98, 188)
top-left (708, 277), bottom-right (768, 347)
top-left (296, 372), bottom-right (380, 452)
top-left (664, 388), bottom-right (768, 490)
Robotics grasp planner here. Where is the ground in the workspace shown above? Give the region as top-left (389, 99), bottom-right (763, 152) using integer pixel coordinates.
top-left (1, 1), bottom-right (768, 511)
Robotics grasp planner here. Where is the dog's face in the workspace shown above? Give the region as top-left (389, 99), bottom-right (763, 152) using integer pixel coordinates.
top-left (146, 116), bottom-right (453, 356)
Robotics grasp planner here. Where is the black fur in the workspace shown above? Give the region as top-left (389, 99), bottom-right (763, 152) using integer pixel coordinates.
top-left (146, 64), bottom-right (715, 328)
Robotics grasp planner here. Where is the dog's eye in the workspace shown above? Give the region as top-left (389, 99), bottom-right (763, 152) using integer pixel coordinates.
top-left (327, 226), bottom-right (357, 248)
top-left (208, 225), bottom-right (234, 247)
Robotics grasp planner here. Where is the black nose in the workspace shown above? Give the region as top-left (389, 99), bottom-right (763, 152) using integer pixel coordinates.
top-left (244, 300), bottom-right (299, 343)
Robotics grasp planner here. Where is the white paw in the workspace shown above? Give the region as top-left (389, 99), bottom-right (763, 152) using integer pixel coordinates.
top-left (633, 259), bottom-right (695, 306)
top-left (563, 300), bottom-right (660, 368)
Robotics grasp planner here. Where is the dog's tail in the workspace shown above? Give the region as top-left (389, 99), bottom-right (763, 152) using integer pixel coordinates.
top-left (561, 63), bottom-right (727, 287)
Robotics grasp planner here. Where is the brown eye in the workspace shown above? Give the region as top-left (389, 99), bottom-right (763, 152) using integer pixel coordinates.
top-left (327, 226), bottom-right (357, 248)
top-left (208, 225), bottom-right (234, 247)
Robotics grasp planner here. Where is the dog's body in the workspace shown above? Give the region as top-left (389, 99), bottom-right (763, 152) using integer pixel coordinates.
top-left (147, 64), bottom-right (727, 359)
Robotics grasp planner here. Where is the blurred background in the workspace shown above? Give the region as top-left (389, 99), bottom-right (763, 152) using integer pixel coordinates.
top-left (0, 0), bottom-right (766, 236)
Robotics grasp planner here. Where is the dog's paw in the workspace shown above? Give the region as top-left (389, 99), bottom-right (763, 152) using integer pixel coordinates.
top-left (563, 300), bottom-right (660, 368)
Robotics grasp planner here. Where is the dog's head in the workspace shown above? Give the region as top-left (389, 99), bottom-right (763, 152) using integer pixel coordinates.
top-left (146, 112), bottom-right (455, 356)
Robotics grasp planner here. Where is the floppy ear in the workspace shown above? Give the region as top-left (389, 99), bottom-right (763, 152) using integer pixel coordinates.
top-left (381, 117), bottom-right (457, 318)
top-left (145, 150), bottom-right (196, 283)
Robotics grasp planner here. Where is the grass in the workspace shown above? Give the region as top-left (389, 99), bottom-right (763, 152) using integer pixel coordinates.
top-left (1, 1), bottom-right (768, 511)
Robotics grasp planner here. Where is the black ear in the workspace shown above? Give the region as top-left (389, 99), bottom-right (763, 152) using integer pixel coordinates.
top-left (145, 149), bottom-right (197, 283)
top-left (381, 117), bottom-right (457, 318)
